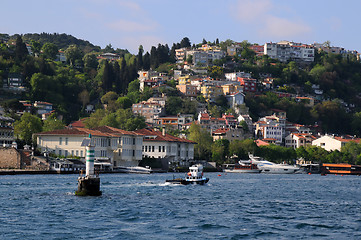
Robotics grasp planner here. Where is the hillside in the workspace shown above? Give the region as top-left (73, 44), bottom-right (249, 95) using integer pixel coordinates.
top-left (17, 33), bottom-right (101, 53)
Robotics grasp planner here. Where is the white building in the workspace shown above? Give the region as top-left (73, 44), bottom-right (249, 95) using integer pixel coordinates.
top-left (285, 133), bottom-right (316, 149)
top-left (135, 128), bottom-right (195, 166)
top-left (264, 41), bottom-right (314, 63)
top-left (312, 135), bottom-right (361, 151)
top-left (225, 72), bottom-right (252, 81)
top-left (36, 126), bottom-right (143, 168)
top-left (255, 115), bottom-right (286, 144)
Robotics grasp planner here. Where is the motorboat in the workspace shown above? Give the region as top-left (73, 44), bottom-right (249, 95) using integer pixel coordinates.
top-left (223, 160), bottom-right (261, 173)
top-left (249, 154), bottom-right (300, 174)
top-left (166, 164), bottom-right (209, 185)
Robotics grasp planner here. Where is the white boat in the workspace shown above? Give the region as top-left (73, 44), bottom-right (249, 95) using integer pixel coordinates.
top-left (166, 164), bottom-right (209, 185)
top-left (249, 154), bottom-right (300, 174)
top-left (114, 166), bottom-right (152, 174)
top-left (223, 160), bottom-right (261, 173)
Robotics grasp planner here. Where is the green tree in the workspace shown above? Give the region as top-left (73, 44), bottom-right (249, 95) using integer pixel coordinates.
top-left (83, 53), bottom-right (98, 70)
top-left (166, 96), bottom-right (183, 115)
top-left (41, 42), bottom-right (58, 60)
top-left (15, 36), bottom-right (28, 61)
top-left (117, 96), bottom-right (132, 109)
top-left (42, 114), bottom-right (65, 132)
top-left (14, 112), bottom-right (43, 144)
top-left (188, 123), bottom-right (213, 160)
top-left (65, 44), bottom-right (83, 67)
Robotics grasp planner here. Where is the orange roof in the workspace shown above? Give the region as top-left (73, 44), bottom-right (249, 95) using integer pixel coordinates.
top-left (36, 126), bottom-right (138, 137)
top-left (255, 139), bottom-right (269, 146)
top-left (213, 128), bottom-right (230, 134)
top-left (135, 128), bottom-right (195, 144)
top-left (334, 137), bottom-right (361, 143)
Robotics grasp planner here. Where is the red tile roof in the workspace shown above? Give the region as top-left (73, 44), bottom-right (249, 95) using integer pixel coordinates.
top-left (135, 128), bottom-right (196, 144)
top-left (36, 126), bottom-right (138, 137)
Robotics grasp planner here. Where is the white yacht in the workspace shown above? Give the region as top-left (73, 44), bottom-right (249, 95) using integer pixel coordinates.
top-left (249, 154), bottom-right (300, 174)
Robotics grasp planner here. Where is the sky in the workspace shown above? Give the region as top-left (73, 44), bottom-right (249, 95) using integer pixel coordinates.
top-left (1, 0), bottom-right (360, 54)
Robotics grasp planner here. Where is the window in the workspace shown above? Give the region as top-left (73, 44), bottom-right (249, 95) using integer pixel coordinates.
top-left (133, 138), bottom-right (136, 145)
top-left (133, 150), bottom-right (135, 157)
top-left (152, 146), bottom-right (155, 152)
top-left (65, 150), bottom-right (68, 157)
top-left (65, 138), bottom-right (68, 145)
top-left (145, 146), bottom-right (148, 152)
top-left (59, 137), bottom-right (62, 145)
top-left (163, 146), bottom-right (165, 152)
top-left (76, 150), bottom-right (79, 156)
top-left (59, 150), bottom-right (62, 156)
top-left (159, 146), bottom-right (161, 152)
top-left (80, 150), bottom-right (83, 157)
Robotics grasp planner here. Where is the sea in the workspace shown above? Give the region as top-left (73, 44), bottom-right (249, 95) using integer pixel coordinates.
top-left (1, 172), bottom-right (361, 240)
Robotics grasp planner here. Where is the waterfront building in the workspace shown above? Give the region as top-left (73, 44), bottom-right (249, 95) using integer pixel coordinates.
top-left (35, 126), bottom-right (143, 168)
top-left (134, 128), bottom-right (195, 167)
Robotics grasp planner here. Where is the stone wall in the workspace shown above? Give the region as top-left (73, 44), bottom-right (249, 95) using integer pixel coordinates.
top-left (0, 148), bottom-right (22, 169)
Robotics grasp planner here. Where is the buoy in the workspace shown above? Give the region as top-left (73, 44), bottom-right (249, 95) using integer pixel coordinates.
top-left (308, 172), bottom-right (311, 175)
top-left (218, 174), bottom-right (221, 176)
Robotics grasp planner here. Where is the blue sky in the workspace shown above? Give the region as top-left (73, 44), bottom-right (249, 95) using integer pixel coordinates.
top-left (1, 0), bottom-right (360, 54)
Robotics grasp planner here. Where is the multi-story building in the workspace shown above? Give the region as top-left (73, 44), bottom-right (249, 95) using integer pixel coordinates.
top-left (197, 111), bottom-right (227, 132)
top-left (255, 115), bottom-right (286, 144)
top-left (0, 115), bottom-right (14, 147)
top-left (237, 77), bottom-right (257, 92)
top-left (312, 135), bottom-right (361, 151)
top-left (225, 91), bottom-right (245, 108)
top-left (135, 128), bottom-right (195, 167)
top-left (36, 126), bottom-right (143, 168)
top-left (34, 101), bottom-right (53, 115)
top-left (132, 101), bottom-right (165, 124)
top-left (212, 127), bottom-right (244, 142)
top-left (264, 41), bottom-right (314, 63)
top-left (176, 84), bottom-right (198, 97)
top-left (225, 72), bottom-right (252, 81)
top-left (178, 75), bottom-right (191, 85)
top-left (285, 133), bottom-right (316, 149)
top-left (221, 83), bottom-right (242, 95)
top-left (200, 84), bottom-right (223, 102)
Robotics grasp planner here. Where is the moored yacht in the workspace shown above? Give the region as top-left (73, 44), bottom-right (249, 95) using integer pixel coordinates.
top-left (223, 160), bottom-right (261, 173)
top-left (166, 164), bottom-right (209, 185)
top-left (249, 154), bottom-right (300, 174)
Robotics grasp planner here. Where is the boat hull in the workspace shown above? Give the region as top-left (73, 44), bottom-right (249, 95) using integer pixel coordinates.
top-left (166, 178), bottom-right (209, 185)
top-left (224, 169), bottom-right (261, 173)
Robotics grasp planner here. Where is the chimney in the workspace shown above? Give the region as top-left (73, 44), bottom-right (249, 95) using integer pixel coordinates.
top-left (162, 128), bottom-right (166, 136)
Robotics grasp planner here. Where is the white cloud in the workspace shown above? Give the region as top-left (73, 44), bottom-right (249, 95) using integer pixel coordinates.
top-left (107, 19), bottom-right (158, 32)
top-left (231, 0), bottom-right (312, 40)
top-left (261, 16), bottom-right (311, 38)
top-left (232, 0), bottom-right (271, 23)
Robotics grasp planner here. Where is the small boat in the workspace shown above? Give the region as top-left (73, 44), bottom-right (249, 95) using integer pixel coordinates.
top-left (223, 160), bottom-right (261, 173)
top-left (249, 154), bottom-right (300, 174)
top-left (166, 164), bottom-right (209, 185)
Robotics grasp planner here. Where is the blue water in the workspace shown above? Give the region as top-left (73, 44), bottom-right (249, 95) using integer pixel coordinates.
top-left (1, 173), bottom-right (361, 239)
